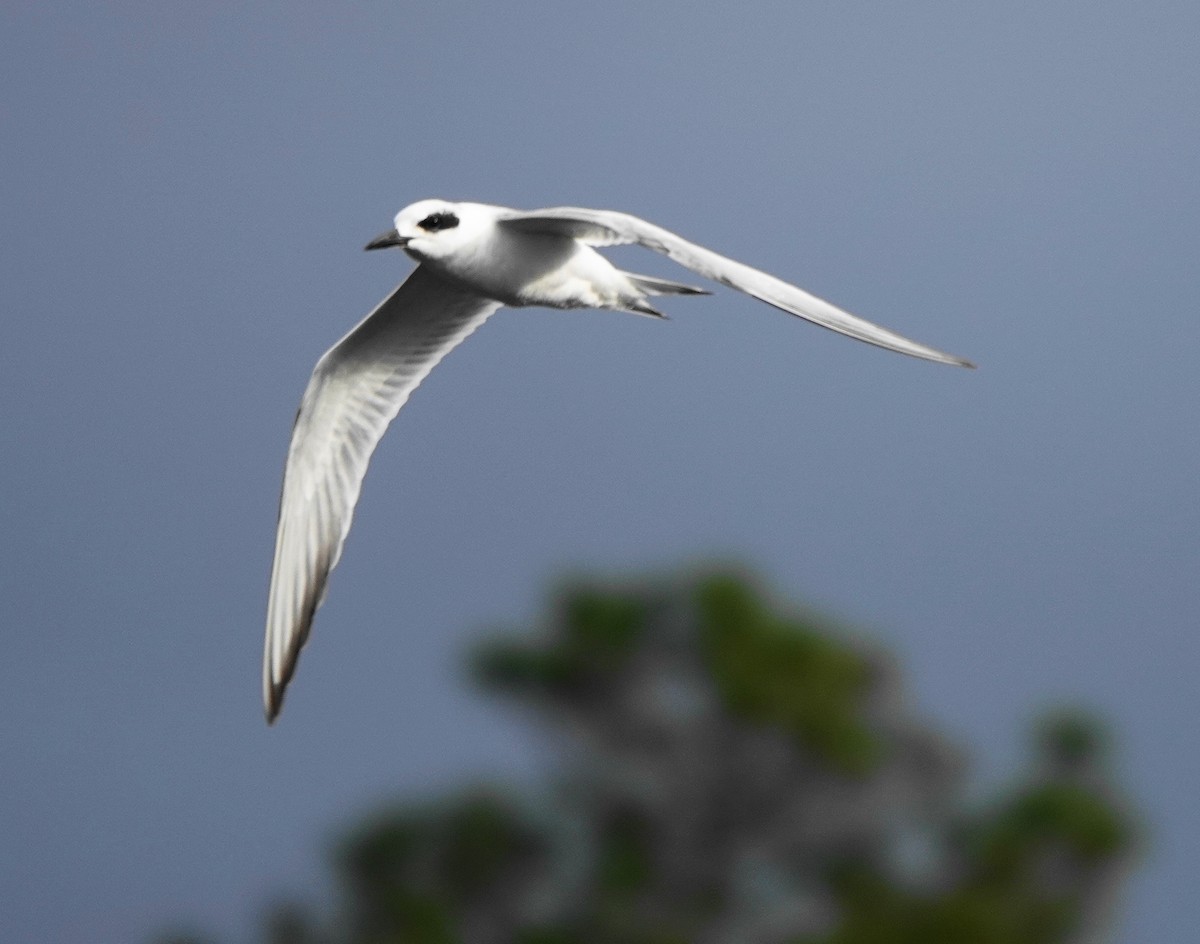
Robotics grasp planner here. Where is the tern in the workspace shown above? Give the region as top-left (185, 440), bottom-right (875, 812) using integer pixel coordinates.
top-left (263, 199), bottom-right (974, 722)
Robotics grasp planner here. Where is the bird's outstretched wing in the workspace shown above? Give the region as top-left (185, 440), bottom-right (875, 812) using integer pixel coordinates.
top-left (498, 207), bottom-right (973, 368)
top-left (264, 265), bottom-right (501, 722)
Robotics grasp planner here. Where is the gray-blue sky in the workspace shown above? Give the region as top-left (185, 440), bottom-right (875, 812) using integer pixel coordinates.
top-left (2, 2), bottom-right (1196, 941)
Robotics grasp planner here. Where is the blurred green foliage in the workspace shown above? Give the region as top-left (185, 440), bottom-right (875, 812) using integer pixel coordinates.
top-left (697, 574), bottom-right (879, 775)
top-left (162, 569), bottom-right (1137, 944)
top-left (475, 588), bottom-right (648, 692)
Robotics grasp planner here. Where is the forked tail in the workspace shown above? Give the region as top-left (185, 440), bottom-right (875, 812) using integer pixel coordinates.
top-left (623, 271), bottom-right (711, 297)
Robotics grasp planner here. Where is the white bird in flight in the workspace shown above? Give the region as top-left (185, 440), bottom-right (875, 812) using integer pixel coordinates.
top-left (263, 199), bottom-right (974, 722)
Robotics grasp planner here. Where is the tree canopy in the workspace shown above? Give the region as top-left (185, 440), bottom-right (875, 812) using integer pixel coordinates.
top-left (164, 570), bottom-right (1137, 944)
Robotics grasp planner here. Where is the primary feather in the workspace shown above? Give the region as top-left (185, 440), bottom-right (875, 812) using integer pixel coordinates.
top-left (263, 265), bottom-right (499, 721)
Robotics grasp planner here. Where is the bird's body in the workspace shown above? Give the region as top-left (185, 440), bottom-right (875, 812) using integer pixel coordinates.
top-left (263, 199), bottom-right (973, 722)
top-left (388, 201), bottom-right (699, 314)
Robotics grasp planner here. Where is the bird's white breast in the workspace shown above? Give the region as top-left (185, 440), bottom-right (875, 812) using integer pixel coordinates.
top-left (432, 224), bottom-right (625, 310)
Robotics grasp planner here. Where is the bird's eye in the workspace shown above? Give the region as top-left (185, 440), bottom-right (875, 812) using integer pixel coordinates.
top-left (417, 211), bottom-right (459, 232)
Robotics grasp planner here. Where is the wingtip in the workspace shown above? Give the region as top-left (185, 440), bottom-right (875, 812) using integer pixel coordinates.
top-left (263, 663), bottom-right (286, 725)
top-left (265, 695), bottom-right (283, 729)
top-left (264, 690), bottom-right (282, 725)
top-left (928, 350), bottom-right (976, 369)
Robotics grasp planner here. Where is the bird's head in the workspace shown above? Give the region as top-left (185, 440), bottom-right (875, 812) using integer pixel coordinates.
top-left (364, 199), bottom-right (489, 263)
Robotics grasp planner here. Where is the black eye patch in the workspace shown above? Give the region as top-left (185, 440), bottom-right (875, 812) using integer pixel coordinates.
top-left (417, 211), bottom-right (459, 232)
